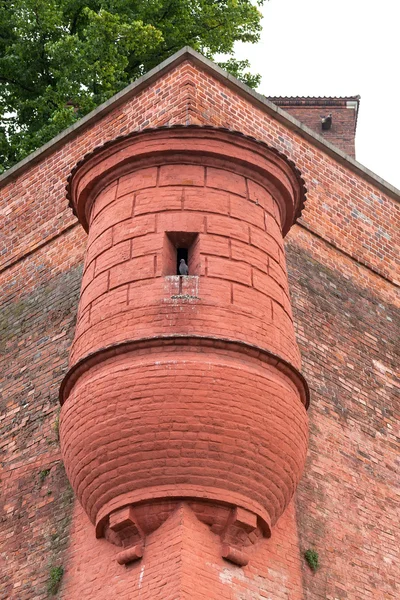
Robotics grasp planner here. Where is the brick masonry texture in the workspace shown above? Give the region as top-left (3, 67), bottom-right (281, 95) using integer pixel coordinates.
top-left (287, 234), bottom-right (399, 600)
top-left (60, 127), bottom-right (309, 563)
top-left (1, 55), bottom-right (399, 600)
top-left (0, 264), bottom-right (81, 599)
top-left (268, 98), bottom-right (358, 158)
top-left (60, 500), bottom-right (304, 600)
top-left (1, 62), bottom-right (398, 286)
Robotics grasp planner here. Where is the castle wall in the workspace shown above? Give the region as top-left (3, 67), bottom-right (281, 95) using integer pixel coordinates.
top-left (1, 59), bottom-right (398, 599)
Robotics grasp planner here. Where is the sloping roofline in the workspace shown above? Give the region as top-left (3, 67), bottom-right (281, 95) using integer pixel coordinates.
top-left (0, 46), bottom-right (399, 201)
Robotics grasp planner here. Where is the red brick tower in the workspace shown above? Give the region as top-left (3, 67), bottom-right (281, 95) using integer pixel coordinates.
top-left (59, 125), bottom-right (309, 591)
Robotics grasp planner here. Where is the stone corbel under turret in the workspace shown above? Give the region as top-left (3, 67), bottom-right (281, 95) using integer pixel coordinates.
top-left (102, 502), bottom-right (264, 567)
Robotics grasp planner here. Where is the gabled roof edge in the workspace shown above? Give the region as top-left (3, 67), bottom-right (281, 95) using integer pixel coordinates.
top-left (1, 46), bottom-right (399, 203)
top-left (0, 46), bottom-right (193, 188)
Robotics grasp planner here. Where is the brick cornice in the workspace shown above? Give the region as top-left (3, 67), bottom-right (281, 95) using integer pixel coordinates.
top-left (59, 335), bottom-right (310, 409)
top-left (66, 125), bottom-right (307, 236)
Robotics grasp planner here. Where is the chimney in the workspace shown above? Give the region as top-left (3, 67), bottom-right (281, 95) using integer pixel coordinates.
top-left (268, 96), bottom-right (360, 158)
top-left (59, 126), bottom-right (309, 589)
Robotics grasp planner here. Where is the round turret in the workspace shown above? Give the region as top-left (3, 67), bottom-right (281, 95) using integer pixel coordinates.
top-left (60, 126), bottom-right (309, 563)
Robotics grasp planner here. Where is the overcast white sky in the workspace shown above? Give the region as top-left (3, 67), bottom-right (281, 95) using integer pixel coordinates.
top-left (233, 0), bottom-right (399, 189)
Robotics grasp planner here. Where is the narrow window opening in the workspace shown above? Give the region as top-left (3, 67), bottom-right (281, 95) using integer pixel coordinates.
top-left (163, 232), bottom-right (199, 276)
top-left (177, 248), bottom-right (189, 275)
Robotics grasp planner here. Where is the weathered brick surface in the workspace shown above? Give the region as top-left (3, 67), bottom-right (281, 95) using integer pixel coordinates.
top-left (1, 63), bottom-right (398, 284)
top-left (286, 232), bottom-right (400, 600)
top-left (0, 260), bottom-right (81, 599)
top-left (59, 128), bottom-right (309, 572)
top-left (1, 54), bottom-right (399, 600)
top-left (59, 500), bottom-right (305, 599)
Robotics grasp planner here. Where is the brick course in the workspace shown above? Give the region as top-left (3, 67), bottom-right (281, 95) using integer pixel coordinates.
top-left (1, 52), bottom-right (398, 600)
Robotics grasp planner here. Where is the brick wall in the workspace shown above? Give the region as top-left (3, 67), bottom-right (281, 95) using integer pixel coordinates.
top-left (1, 57), bottom-right (398, 599)
top-left (58, 500), bottom-right (305, 600)
top-left (0, 259), bottom-right (81, 598)
top-left (287, 228), bottom-right (399, 600)
top-left (267, 97), bottom-right (359, 158)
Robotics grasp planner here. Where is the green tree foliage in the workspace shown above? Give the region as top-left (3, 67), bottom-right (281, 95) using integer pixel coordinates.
top-left (0, 0), bottom-right (265, 172)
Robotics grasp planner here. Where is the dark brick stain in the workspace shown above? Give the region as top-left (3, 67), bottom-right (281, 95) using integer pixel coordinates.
top-left (0, 264), bottom-right (82, 599)
top-left (287, 241), bottom-right (399, 600)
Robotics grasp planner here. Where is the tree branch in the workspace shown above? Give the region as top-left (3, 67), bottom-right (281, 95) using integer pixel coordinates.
top-left (69, 5), bottom-right (85, 35)
top-left (0, 76), bottom-right (35, 94)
